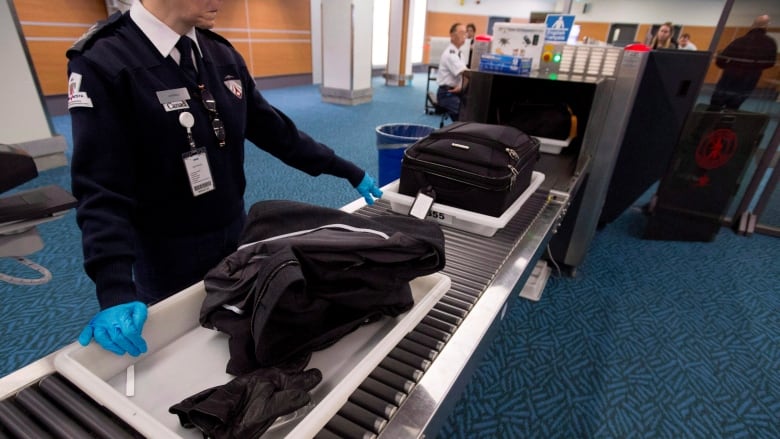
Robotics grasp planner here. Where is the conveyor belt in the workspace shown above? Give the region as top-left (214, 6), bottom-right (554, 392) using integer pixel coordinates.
top-left (0, 373), bottom-right (142, 438)
top-left (317, 192), bottom-right (549, 439)
top-left (0, 191), bottom-right (551, 439)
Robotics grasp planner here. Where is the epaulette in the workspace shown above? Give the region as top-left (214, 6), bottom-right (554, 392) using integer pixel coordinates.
top-left (197, 28), bottom-right (234, 49)
top-left (66, 11), bottom-right (124, 59)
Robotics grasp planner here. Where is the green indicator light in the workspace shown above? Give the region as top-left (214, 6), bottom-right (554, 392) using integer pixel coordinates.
top-left (553, 53), bottom-right (562, 63)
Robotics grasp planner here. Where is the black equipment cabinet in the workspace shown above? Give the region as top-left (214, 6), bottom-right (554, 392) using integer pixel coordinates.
top-left (644, 106), bottom-right (769, 241)
top-left (598, 49), bottom-right (712, 226)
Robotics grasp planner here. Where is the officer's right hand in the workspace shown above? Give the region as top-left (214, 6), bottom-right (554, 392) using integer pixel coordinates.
top-left (78, 301), bottom-right (148, 356)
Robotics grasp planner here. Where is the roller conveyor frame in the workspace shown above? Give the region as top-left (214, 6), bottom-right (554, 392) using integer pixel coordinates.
top-left (364, 195), bottom-right (564, 438)
top-left (0, 191), bottom-right (565, 439)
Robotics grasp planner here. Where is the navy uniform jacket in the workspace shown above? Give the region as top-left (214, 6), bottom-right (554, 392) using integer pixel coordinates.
top-left (67, 13), bottom-right (364, 309)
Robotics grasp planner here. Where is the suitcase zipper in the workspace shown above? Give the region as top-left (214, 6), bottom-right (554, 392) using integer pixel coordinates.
top-left (508, 164), bottom-right (519, 188)
top-left (422, 131), bottom-right (539, 165)
top-left (404, 133), bottom-right (538, 190)
top-left (505, 149), bottom-right (520, 188)
top-left (429, 131), bottom-right (532, 156)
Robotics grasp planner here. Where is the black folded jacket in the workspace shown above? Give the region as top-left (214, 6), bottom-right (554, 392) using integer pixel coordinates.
top-left (201, 200), bottom-right (446, 375)
top-left (169, 366), bottom-right (322, 438)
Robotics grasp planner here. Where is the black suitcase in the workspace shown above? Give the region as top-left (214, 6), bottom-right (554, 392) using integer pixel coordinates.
top-left (399, 121), bottom-right (539, 217)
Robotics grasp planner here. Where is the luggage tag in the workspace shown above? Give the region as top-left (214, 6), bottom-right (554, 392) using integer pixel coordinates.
top-left (408, 186), bottom-right (436, 220)
top-left (179, 112), bottom-right (215, 196)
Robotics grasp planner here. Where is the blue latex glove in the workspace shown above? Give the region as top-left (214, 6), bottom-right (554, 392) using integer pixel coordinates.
top-left (356, 173), bottom-right (383, 205)
top-left (78, 301), bottom-right (148, 356)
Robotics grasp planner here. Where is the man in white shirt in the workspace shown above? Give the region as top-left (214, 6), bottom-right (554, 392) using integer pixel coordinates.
top-left (436, 23), bottom-right (469, 121)
top-left (678, 33), bottom-right (698, 50)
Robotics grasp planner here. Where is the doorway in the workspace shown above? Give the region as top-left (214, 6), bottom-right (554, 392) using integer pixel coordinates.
top-left (607, 23), bottom-right (638, 47)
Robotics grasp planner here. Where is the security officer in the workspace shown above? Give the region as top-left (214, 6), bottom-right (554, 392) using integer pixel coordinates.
top-left (436, 23), bottom-right (469, 121)
top-left (69, 0), bottom-right (383, 357)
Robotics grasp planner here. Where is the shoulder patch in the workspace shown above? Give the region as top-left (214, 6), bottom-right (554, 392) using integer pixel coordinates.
top-left (67, 11), bottom-right (124, 59)
top-left (198, 28), bottom-right (234, 48)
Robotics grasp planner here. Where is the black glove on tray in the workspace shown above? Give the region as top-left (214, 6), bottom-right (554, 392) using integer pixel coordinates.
top-left (169, 367), bottom-right (322, 438)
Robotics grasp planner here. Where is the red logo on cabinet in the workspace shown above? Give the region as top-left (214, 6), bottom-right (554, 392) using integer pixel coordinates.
top-left (695, 128), bottom-right (737, 170)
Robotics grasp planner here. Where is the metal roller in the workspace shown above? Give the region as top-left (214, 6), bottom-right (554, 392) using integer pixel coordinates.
top-left (0, 399), bottom-right (53, 439)
top-left (322, 414), bottom-right (377, 439)
top-left (348, 388), bottom-right (398, 419)
top-left (15, 386), bottom-right (91, 439)
top-left (37, 374), bottom-right (136, 439)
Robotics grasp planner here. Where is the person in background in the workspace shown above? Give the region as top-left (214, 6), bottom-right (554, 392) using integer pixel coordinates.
top-left (68, 0), bottom-right (382, 357)
top-left (678, 33), bottom-right (698, 50)
top-left (436, 22), bottom-right (469, 122)
top-left (650, 22), bottom-right (678, 49)
top-left (465, 23), bottom-right (477, 68)
top-left (710, 14), bottom-right (777, 110)
top-left (466, 23), bottom-right (476, 41)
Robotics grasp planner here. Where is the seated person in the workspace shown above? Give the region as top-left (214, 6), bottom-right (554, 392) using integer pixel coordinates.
top-left (650, 22), bottom-right (678, 49)
top-left (436, 23), bottom-right (469, 122)
top-left (678, 33), bottom-right (697, 50)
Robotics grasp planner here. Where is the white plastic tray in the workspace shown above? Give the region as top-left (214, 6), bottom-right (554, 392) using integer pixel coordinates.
top-left (382, 171), bottom-right (545, 237)
top-left (55, 273), bottom-right (450, 438)
top-left (538, 136), bottom-right (573, 155)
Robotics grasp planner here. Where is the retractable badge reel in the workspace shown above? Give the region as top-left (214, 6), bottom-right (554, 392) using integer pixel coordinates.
top-left (179, 111), bottom-right (216, 196)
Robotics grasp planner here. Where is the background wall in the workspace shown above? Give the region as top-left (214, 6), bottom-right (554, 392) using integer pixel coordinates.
top-left (1, 0), bottom-right (53, 144)
top-left (11, 0), bottom-right (780, 96)
top-left (12, 0), bottom-right (314, 96)
top-left (570, 0), bottom-right (726, 26)
top-left (426, 0), bottom-right (558, 18)
top-left (423, 0), bottom-right (779, 86)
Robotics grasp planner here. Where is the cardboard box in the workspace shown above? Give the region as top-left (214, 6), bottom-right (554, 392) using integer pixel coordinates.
top-left (479, 54), bottom-right (532, 75)
top-left (490, 23), bottom-right (547, 70)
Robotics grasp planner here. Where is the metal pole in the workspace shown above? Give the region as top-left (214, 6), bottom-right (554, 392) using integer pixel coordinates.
top-left (751, 125), bottom-right (780, 220)
top-left (708, 0), bottom-right (735, 53)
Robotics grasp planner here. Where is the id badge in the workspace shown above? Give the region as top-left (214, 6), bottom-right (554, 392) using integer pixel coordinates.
top-left (182, 148), bottom-right (215, 196)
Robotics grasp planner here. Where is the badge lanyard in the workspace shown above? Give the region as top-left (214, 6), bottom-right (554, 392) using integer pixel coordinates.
top-left (179, 111), bottom-right (216, 196)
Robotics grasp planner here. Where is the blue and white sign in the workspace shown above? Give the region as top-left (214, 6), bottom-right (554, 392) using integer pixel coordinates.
top-left (544, 14), bottom-right (576, 42)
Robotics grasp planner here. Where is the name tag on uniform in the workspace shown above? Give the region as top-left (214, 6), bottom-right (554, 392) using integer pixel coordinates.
top-left (182, 148), bottom-right (215, 196)
top-left (163, 101), bottom-right (190, 111)
top-left (68, 92), bottom-right (93, 109)
top-left (157, 88), bottom-right (191, 112)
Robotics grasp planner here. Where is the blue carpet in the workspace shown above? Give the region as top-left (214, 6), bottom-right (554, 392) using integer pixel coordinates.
top-left (438, 204), bottom-right (779, 438)
top-left (2, 73), bottom-right (779, 438)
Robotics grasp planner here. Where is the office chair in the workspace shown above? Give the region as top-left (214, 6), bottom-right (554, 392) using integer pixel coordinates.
top-left (0, 145), bottom-right (77, 285)
top-left (424, 65), bottom-right (450, 128)
top-left (426, 92), bottom-right (450, 128)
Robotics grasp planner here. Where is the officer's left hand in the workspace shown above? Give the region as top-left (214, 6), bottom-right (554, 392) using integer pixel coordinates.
top-left (356, 173), bottom-right (383, 205)
top-left (78, 301), bottom-right (148, 356)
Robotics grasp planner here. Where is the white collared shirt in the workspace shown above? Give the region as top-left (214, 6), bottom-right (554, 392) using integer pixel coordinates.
top-left (436, 42), bottom-right (467, 88)
top-left (129, 1), bottom-right (201, 65)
